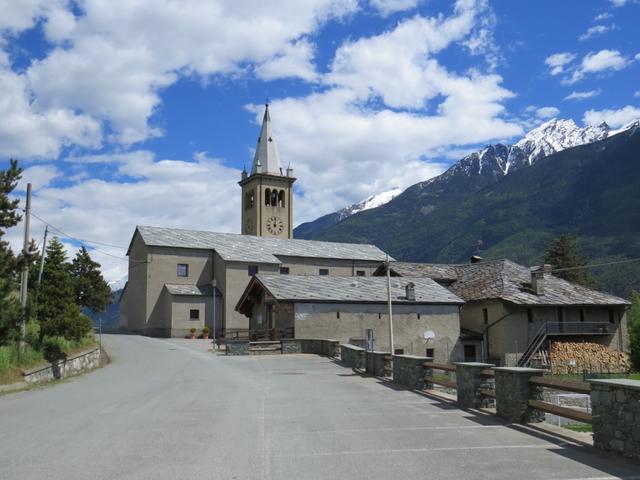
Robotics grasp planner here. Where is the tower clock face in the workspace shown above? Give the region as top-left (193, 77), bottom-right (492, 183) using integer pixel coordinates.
top-left (245, 218), bottom-right (254, 234)
top-left (266, 216), bottom-right (284, 235)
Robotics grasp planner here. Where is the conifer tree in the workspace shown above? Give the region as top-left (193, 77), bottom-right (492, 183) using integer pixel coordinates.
top-left (0, 160), bottom-right (23, 344)
top-left (69, 246), bottom-right (112, 313)
top-left (543, 234), bottom-right (596, 287)
top-left (37, 237), bottom-right (92, 340)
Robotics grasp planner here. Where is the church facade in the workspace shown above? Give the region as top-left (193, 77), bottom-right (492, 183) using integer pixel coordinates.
top-left (119, 106), bottom-right (391, 338)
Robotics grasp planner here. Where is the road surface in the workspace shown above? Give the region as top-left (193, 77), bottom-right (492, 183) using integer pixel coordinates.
top-left (0, 334), bottom-right (638, 480)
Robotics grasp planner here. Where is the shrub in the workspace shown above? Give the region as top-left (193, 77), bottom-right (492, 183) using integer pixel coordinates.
top-left (41, 336), bottom-right (69, 362)
top-left (202, 326), bottom-right (210, 334)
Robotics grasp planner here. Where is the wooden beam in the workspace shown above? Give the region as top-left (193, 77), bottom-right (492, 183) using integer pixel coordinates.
top-left (424, 376), bottom-right (457, 389)
top-left (528, 376), bottom-right (591, 394)
top-left (528, 399), bottom-right (592, 424)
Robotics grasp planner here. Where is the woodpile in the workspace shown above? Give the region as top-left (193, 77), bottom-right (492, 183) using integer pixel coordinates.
top-left (549, 341), bottom-right (631, 374)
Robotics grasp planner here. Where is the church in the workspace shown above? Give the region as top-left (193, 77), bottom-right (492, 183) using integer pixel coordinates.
top-left (119, 105), bottom-right (464, 359)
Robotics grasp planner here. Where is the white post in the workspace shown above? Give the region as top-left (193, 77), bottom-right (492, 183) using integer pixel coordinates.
top-left (386, 255), bottom-right (394, 355)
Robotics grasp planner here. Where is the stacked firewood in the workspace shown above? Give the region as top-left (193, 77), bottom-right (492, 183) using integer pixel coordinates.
top-left (549, 341), bottom-right (631, 374)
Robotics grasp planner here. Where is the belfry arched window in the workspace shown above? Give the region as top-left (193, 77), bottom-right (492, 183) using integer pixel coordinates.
top-left (270, 189), bottom-right (278, 207)
top-left (278, 190), bottom-right (285, 208)
top-left (265, 188), bottom-right (271, 206)
top-left (245, 190), bottom-right (254, 210)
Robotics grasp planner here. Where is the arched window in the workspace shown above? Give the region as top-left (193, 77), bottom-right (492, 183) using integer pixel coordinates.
top-left (270, 189), bottom-right (278, 207)
top-left (245, 190), bottom-right (255, 210)
top-left (278, 190), bottom-right (285, 208)
top-left (265, 188), bottom-right (271, 206)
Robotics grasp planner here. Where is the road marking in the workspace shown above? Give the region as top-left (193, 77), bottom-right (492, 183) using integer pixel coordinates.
top-left (266, 442), bottom-right (570, 459)
top-left (271, 424), bottom-right (506, 436)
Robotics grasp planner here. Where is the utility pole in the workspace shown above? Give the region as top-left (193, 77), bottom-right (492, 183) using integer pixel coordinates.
top-left (386, 254), bottom-right (394, 355)
top-left (37, 225), bottom-right (48, 285)
top-left (18, 183), bottom-right (32, 351)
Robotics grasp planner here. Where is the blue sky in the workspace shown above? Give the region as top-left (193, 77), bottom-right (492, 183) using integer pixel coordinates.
top-left (0, 0), bottom-right (638, 282)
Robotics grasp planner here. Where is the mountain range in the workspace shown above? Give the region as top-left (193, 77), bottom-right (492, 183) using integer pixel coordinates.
top-left (294, 118), bottom-right (640, 297)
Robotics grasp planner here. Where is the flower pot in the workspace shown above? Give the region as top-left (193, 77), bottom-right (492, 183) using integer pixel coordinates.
top-left (202, 334), bottom-right (209, 339)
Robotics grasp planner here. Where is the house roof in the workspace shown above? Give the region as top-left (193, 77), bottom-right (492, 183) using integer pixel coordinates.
top-left (164, 284), bottom-right (213, 296)
top-left (133, 225), bottom-right (390, 264)
top-left (383, 259), bottom-right (630, 306)
top-left (236, 274), bottom-right (464, 313)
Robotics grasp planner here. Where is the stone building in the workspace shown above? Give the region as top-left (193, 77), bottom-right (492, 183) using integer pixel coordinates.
top-left (120, 105), bottom-right (390, 337)
top-left (235, 274), bottom-right (464, 360)
top-left (376, 259), bottom-right (630, 365)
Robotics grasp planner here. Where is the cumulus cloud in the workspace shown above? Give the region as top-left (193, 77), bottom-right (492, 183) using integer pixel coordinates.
top-left (564, 90), bottom-right (601, 101)
top-left (635, 91), bottom-right (640, 97)
top-left (564, 49), bottom-right (632, 84)
top-left (534, 106), bottom-right (560, 119)
top-left (594, 12), bottom-right (613, 21)
top-left (579, 24), bottom-right (616, 41)
top-left (1, 0), bottom-right (359, 154)
top-left (583, 105), bottom-right (640, 128)
top-left (369, 0), bottom-right (422, 16)
top-left (545, 52), bottom-right (576, 75)
top-left (16, 164), bottom-right (62, 191)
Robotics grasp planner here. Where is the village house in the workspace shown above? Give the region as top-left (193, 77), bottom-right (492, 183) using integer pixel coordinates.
top-left (376, 259), bottom-right (631, 366)
top-left (235, 274), bottom-right (464, 360)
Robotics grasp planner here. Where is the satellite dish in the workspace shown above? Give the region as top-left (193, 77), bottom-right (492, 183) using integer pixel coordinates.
top-left (423, 330), bottom-right (435, 340)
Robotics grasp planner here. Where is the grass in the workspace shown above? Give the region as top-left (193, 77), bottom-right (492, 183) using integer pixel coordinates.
top-left (562, 423), bottom-right (592, 433)
top-left (0, 334), bottom-right (96, 385)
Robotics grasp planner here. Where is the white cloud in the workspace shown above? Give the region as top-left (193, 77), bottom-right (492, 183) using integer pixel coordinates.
top-left (2, 0), bottom-right (359, 153)
top-left (594, 12), bottom-right (613, 21)
top-left (369, 0), bottom-right (422, 16)
top-left (564, 49), bottom-right (632, 84)
top-left (564, 90), bottom-right (601, 101)
top-left (545, 52), bottom-right (576, 75)
top-left (535, 106), bottom-right (560, 119)
top-left (635, 91), bottom-right (640, 97)
top-left (579, 24), bottom-right (616, 41)
top-left (255, 39), bottom-right (319, 82)
top-left (583, 105), bottom-right (640, 128)
top-left (16, 164), bottom-right (62, 191)
top-left (0, 0), bottom-right (56, 33)
top-left (0, 67), bottom-right (102, 158)
top-left (610, 0), bottom-right (632, 6)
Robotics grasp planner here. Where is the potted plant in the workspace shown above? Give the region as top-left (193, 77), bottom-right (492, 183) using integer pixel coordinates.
top-left (189, 327), bottom-right (197, 339)
top-left (202, 326), bottom-right (210, 340)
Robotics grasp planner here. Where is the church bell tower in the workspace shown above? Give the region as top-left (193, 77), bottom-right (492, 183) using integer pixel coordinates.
top-left (239, 104), bottom-right (295, 238)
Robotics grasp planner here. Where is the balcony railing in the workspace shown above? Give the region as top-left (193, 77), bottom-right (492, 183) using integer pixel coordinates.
top-left (545, 321), bottom-right (613, 335)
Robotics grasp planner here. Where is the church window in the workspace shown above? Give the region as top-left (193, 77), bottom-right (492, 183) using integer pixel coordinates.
top-left (278, 190), bottom-right (285, 208)
top-left (245, 190), bottom-right (255, 210)
top-left (177, 264), bottom-right (189, 277)
top-left (190, 309), bottom-right (200, 321)
top-left (319, 268), bottom-right (329, 276)
top-left (248, 265), bottom-right (259, 276)
top-left (279, 267), bottom-right (290, 274)
top-left (356, 270), bottom-right (365, 277)
top-left (265, 189), bottom-right (271, 206)
top-left (270, 190), bottom-right (278, 206)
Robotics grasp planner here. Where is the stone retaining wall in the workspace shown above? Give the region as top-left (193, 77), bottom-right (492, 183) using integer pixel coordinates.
top-left (226, 340), bottom-right (249, 356)
top-left (589, 379), bottom-right (640, 461)
top-left (393, 354), bottom-right (431, 390)
top-left (281, 339), bottom-right (339, 357)
top-left (365, 351), bottom-right (392, 377)
top-left (22, 348), bottom-right (101, 385)
top-left (340, 344), bottom-right (365, 370)
top-left (494, 367), bottom-right (545, 424)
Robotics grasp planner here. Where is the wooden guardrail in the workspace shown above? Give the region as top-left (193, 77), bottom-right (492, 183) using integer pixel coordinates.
top-left (424, 362), bottom-right (457, 390)
top-left (527, 375), bottom-right (592, 423)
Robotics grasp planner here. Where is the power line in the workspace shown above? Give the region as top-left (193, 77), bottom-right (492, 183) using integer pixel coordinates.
top-left (29, 211), bottom-right (128, 249)
top-left (548, 257), bottom-right (640, 273)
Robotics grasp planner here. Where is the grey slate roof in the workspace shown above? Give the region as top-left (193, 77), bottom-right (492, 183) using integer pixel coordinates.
top-left (164, 284), bottom-right (213, 296)
top-left (135, 225), bottom-right (390, 264)
top-left (249, 274), bottom-right (464, 304)
top-left (387, 259), bottom-right (630, 306)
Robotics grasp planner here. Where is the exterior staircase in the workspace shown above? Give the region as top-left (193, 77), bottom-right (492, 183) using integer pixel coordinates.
top-left (248, 341), bottom-right (282, 355)
top-left (517, 323), bottom-right (547, 367)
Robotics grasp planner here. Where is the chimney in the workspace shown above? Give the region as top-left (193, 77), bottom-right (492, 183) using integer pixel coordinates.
top-left (470, 255), bottom-right (483, 264)
top-left (531, 265), bottom-right (550, 295)
top-left (405, 282), bottom-right (416, 301)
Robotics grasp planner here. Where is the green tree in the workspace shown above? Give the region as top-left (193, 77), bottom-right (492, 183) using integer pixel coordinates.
top-left (0, 160), bottom-right (24, 344)
top-left (69, 246), bottom-right (112, 313)
top-left (543, 234), bottom-right (596, 287)
top-left (628, 291), bottom-right (640, 371)
top-left (37, 237), bottom-right (92, 341)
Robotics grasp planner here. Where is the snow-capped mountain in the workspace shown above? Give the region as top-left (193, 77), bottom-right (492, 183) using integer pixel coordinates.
top-left (294, 117), bottom-right (639, 240)
top-left (337, 187), bottom-right (402, 221)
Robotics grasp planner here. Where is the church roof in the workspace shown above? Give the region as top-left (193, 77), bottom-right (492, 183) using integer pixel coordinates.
top-left (133, 225), bottom-right (391, 264)
top-left (251, 104), bottom-right (283, 175)
top-left (236, 274), bottom-right (464, 313)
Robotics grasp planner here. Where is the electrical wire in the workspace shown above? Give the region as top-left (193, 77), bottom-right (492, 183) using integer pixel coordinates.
top-left (549, 257), bottom-right (640, 273)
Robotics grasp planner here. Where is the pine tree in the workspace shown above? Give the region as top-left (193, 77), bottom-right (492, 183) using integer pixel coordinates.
top-left (0, 160), bottom-right (23, 344)
top-left (628, 291), bottom-right (640, 371)
top-left (543, 234), bottom-right (596, 287)
top-left (69, 246), bottom-right (112, 313)
top-left (37, 237), bottom-right (92, 340)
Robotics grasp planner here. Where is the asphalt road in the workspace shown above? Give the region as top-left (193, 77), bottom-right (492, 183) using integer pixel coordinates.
top-left (1, 334), bottom-right (639, 480)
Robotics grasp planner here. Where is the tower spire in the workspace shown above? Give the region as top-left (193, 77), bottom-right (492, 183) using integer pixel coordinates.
top-left (251, 104), bottom-right (282, 175)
